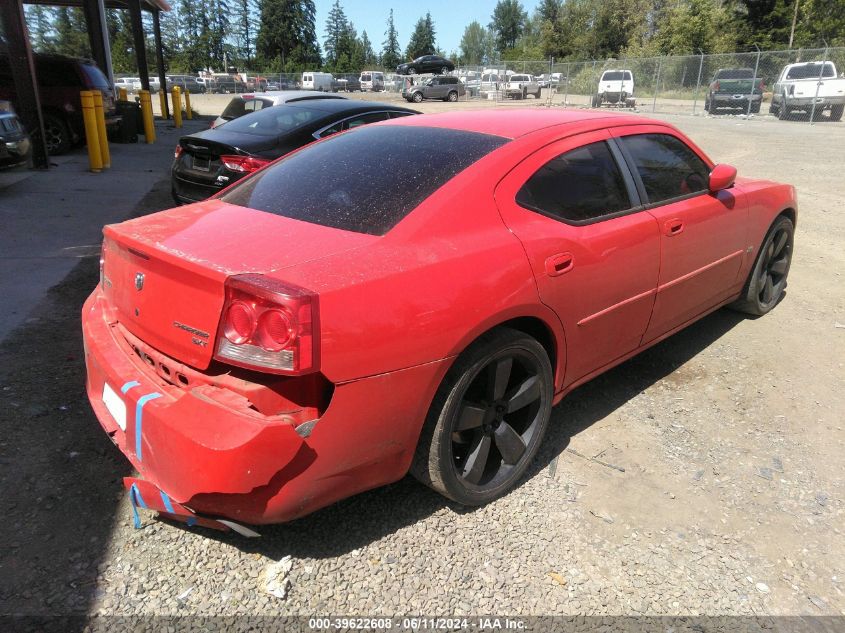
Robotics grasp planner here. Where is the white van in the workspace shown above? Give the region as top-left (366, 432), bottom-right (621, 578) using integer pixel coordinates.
top-left (360, 71), bottom-right (384, 92)
top-left (302, 71), bottom-right (334, 92)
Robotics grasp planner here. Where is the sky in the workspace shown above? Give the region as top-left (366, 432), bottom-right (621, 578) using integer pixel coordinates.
top-left (314, 0), bottom-right (544, 58)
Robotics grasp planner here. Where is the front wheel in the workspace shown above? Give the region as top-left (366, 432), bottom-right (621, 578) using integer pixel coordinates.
top-left (447, 90), bottom-right (458, 102)
top-left (441, 67), bottom-right (450, 75)
top-left (829, 104), bottom-right (843, 121)
top-left (42, 113), bottom-right (72, 155)
top-left (408, 68), bottom-right (417, 75)
top-left (410, 328), bottom-right (553, 506)
top-left (412, 91), bottom-right (424, 103)
top-left (731, 215), bottom-right (794, 316)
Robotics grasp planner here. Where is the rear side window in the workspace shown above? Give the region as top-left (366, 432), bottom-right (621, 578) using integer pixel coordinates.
top-left (220, 98), bottom-right (246, 120)
top-left (620, 133), bottom-right (710, 203)
top-left (221, 126), bottom-right (507, 235)
top-left (516, 141), bottom-right (631, 224)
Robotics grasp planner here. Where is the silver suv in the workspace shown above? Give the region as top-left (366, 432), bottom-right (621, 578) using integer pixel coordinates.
top-left (402, 76), bottom-right (465, 103)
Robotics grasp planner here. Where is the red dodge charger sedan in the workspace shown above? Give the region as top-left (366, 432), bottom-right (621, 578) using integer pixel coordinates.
top-left (83, 109), bottom-right (795, 533)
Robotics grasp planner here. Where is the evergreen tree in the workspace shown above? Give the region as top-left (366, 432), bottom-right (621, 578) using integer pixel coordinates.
top-left (256, 0), bottom-right (320, 71)
top-left (360, 30), bottom-right (375, 67)
top-left (406, 12), bottom-right (436, 60)
top-left (54, 7), bottom-right (90, 58)
top-left (323, 0), bottom-right (348, 68)
top-left (24, 5), bottom-right (56, 53)
top-left (490, 0), bottom-right (527, 53)
top-left (382, 9), bottom-right (402, 69)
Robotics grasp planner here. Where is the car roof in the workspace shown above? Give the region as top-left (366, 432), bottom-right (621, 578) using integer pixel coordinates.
top-left (386, 108), bottom-right (657, 139)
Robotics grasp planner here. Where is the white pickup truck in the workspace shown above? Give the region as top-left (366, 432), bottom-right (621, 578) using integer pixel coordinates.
top-left (505, 74), bottom-right (541, 99)
top-left (770, 61), bottom-right (845, 121)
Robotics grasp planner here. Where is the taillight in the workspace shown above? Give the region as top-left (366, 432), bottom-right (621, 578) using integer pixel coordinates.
top-left (220, 154), bottom-right (272, 173)
top-left (174, 144), bottom-right (183, 159)
top-left (214, 274), bottom-right (318, 374)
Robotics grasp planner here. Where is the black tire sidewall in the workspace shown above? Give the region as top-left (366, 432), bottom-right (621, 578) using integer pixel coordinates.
top-left (739, 216), bottom-right (794, 315)
top-left (425, 330), bottom-right (553, 506)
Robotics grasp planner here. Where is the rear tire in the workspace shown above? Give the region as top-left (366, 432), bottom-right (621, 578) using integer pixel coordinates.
top-left (777, 97), bottom-right (790, 120)
top-left (447, 90), bottom-right (458, 102)
top-left (829, 104), bottom-right (843, 121)
top-left (42, 113), bottom-right (72, 155)
top-left (441, 67), bottom-right (450, 75)
top-left (412, 91), bottom-right (424, 103)
top-left (731, 215), bottom-right (794, 316)
top-left (410, 328), bottom-right (553, 506)
top-left (750, 102), bottom-right (761, 114)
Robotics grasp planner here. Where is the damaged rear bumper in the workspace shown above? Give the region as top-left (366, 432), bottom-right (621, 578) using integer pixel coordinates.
top-left (82, 289), bottom-right (452, 526)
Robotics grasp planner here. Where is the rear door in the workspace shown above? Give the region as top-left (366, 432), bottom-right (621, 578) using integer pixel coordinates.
top-left (611, 126), bottom-right (748, 343)
top-left (495, 129), bottom-right (660, 386)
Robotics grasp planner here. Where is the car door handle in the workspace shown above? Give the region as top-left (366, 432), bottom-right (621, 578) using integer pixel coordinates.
top-left (664, 219), bottom-right (684, 236)
top-left (545, 253), bottom-right (574, 277)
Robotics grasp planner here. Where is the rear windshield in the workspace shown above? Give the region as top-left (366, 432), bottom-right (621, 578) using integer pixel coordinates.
top-left (220, 98), bottom-right (247, 120)
top-left (511, 75), bottom-right (530, 81)
top-left (221, 126), bottom-right (508, 235)
top-left (602, 71), bottom-right (632, 81)
top-left (220, 103), bottom-right (326, 136)
top-left (787, 63), bottom-right (835, 79)
top-left (361, 73), bottom-right (372, 81)
top-left (80, 63), bottom-right (110, 89)
top-left (715, 69), bottom-right (754, 79)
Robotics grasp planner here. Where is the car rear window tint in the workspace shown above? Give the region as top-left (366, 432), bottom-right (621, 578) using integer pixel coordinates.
top-left (80, 63), bottom-right (110, 89)
top-left (221, 126), bottom-right (507, 235)
top-left (602, 72), bottom-right (632, 81)
top-left (786, 63), bottom-right (835, 79)
top-left (516, 141), bottom-right (631, 224)
top-left (221, 98), bottom-right (247, 120)
top-left (716, 69), bottom-right (754, 79)
top-left (621, 133), bottom-right (710, 204)
top-left (221, 103), bottom-right (325, 136)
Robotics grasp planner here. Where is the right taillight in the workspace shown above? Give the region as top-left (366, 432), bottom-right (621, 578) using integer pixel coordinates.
top-left (174, 144), bottom-right (183, 159)
top-left (220, 154), bottom-right (271, 173)
top-left (214, 275), bottom-right (318, 375)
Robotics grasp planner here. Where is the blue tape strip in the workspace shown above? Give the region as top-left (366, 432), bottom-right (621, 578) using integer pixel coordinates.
top-left (134, 392), bottom-right (162, 461)
top-left (129, 484), bottom-right (145, 529)
top-left (121, 380), bottom-right (141, 394)
top-left (159, 490), bottom-right (175, 514)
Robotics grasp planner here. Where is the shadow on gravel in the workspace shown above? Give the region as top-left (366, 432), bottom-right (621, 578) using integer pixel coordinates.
top-left (0, 178), bottom-right (175, 619)
top-left (212, 306), bottom-right (747, 561)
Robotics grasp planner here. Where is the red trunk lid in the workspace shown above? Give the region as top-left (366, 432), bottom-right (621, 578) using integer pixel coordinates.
top-left (102, 199), bottom-right (377, 370)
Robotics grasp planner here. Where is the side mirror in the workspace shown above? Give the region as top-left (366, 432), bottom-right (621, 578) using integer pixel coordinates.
top-left (709, 163), bottom-right (737, 192)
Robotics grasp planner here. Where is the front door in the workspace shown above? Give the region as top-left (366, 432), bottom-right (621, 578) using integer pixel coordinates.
top-left (494, 129), bottom-right (660, 387)
top-left (611, 127), bottom-right (748, 342)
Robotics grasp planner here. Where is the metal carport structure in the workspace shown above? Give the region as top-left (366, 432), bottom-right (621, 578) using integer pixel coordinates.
top-left (0, 0), bottom-right (170, 169)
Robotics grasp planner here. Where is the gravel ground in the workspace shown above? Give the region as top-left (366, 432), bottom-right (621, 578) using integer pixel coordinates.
top-left (0, 102), bottom-right (843, 631)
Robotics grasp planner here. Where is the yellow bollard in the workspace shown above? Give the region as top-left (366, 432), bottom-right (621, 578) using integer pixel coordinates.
top-left (91, 90), bottom-right (110, 169)
top-left (159, 89), bottom-right (168, 119)
top-left (139, 90), bottom-right (156, 144)
top-left (80, 91), bottom-right (103, 172)
top-left (118, 87), bottom-right (128, 102)
top-left (184, 89), bottom-right (192, 120)
top-left (171, 86), bottom-right (183, 128)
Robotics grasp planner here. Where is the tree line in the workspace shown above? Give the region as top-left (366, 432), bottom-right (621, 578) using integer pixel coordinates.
top-left (22, 0), bottom-right (845, 76)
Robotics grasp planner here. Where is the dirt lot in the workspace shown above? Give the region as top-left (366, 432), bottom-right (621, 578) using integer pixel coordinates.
top-left (0, 97), bottom-right (843, 630)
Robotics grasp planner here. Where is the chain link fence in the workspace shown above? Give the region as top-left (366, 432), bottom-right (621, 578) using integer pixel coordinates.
top-left (150, 46), bottom-right (845, 123)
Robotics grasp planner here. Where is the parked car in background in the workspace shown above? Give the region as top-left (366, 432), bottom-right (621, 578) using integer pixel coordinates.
top-left (195, 77), bottom-right (217, 93)
top-left (536, 74), bottom-right (550, 88)
top-left (168, 75), bottom-right (206, 94)
top-left (87, 109), bottom-right (796, 529)
top-left (0, 53), bottom-right (118, 155)
top-left (480, 71), bottom-right (502, 92)
top-left (705, 68), bottom-right (764, 113)
top-left (0, 103), bottom-right (31, 169)
top-left (212, 75), bottom-right (246, 94)
top-left (396, 55), bottom-right (455, 75)
top-left (172, 99), bottom-right (418, 203)
top-left (301, 72), bottom-right (334, 92)
top-left (114, 77), bottom-right (138, 93)
top-left (770, 61), bottom-right (845, 121)
top-left (505, 74), bottom-right (541, 99)
top-left (592, 69), bottom-right (635, 108)
top-left (403, 76), bottom-right (465, 102)
top-left (359, 71), bottom-right (384, 91)
top-left (211, 91), bottom-right (347, 128)
top-left (333, 77), bottom-right (362, 92)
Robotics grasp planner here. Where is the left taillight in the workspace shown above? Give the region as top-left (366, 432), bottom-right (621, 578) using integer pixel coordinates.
top-left (214, 274), bottom-right (319, 375)
top-left (220, 154), bottom-right (272, 173)
top-left (174, 144), bottom-right (183, 159)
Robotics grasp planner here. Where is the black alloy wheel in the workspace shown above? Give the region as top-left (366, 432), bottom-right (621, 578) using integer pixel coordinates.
top-left (411, 328), bottom-right (553, 505)
top-left (732, 216), bottom-right (794, 316)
